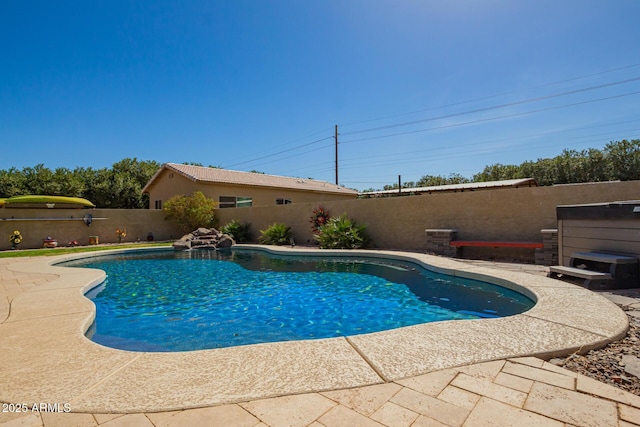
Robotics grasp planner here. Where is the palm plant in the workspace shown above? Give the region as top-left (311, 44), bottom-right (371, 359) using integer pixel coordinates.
top-left (258, 223), bottom-right (293, 246)
top-left (314, 215), bottom-right (370, 249)
top-left (221, 220), bottom-right (252, 243)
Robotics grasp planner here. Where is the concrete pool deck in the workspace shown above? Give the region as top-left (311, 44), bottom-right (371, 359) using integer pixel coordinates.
top-left (1, 246), bottom-right (639, 426)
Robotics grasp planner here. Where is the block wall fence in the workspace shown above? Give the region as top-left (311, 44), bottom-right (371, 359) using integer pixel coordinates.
top-left (215, 180), bottom-right (640, 261)
top-left (2, 181), bottom-right (639, 258)
top-left (0, 209), bottom-right (179, 250)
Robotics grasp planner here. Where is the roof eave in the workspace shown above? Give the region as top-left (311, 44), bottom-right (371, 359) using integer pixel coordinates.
top-left (142, 163), bottom-right (357, 195)
top-left (142, 163), bottom-right (201, 194)
top-left (205, 180), bottom-right (357, 195)
top-left (141, 164), bottom-right (168, 194)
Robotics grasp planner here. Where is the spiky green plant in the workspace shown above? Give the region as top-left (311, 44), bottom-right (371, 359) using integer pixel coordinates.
top-left (258, 223), bottom-right (293, 246)
top-left (221, 220), bottom-right (252, 243)
top-left (314, 214), bottom-right (371, 249)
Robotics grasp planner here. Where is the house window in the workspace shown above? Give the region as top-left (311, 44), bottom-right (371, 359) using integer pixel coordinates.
top-left (276, 198), bottom-right (292, 205)
top-left (237, 197), bottom-right (253, 208)
top-left (219, 196), bottom-right (236, 209)
top-left (219, 196), bottom-right (253, 208)
top-left (154, 200), bottom-right (163, 209)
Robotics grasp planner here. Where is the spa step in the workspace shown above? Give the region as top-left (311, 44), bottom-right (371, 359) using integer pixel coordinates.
top-left (548, 265), bottom-right (612, 280)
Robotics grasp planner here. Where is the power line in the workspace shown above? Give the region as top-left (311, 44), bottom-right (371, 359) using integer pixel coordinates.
top-left (340, 131), bottom-right (640, 183)
top-left (342, 128), bottom-right (640, 170)
top-left (339, 133), bottom-right (640, 172)
top-left (340, 77), bottom-right (640, 137)
top-left (335, 122), bottom-right (640, 175)
top-left (230, 142), bottom-right (334, 169)
top-left (240, 99), bottom-right (639, 176)
top-left (340, 90), bottom-right (640, 144)
top-left (224, 135), bottom-right (333, 168)
top-left (218, 66), bottom-right (640, 181)
top-left (338, 63), bottom-right (640, 128)
top-left (341, 119), bottom-right (640, 162)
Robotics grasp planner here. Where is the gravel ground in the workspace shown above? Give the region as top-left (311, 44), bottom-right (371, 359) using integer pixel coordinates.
top-left (455, 259), bottom-right (640, 396)
top-left (445, 259), bottom-right (640, 395)
top-left (550, 289), bottom-right (640, 396)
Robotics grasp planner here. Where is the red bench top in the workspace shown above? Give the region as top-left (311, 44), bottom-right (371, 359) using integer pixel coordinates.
top-left (450, 241), bottom-right (543, 249)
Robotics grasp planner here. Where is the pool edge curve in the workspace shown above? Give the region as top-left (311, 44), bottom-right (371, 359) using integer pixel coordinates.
top-left (0, 245), bottom-right (628, 413)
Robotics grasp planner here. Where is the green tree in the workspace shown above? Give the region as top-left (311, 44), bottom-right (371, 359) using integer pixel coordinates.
top-left (53, 167), bottom-right (85, 196)
top-left (472, 163), bottom-right (521, 182)
top-left (163, 191), bottom-right (218, 233)
top-left (75, 167), bottom-right (114, 207)
top-left (517, 160), bottom-right (543, 185)
top-left (0, 158), bottom-right (160, 208)
top-left (417, 173), bottom-right (469, 187)
top-left (584, 148), bottom-right (608, 182)
top-left (110, 158), bottom-right (160, 208)
top-left (0, 167), bottom-right (27, 197)
top-left (604, 139), bottom-right (640, 181)
top-left (21, 164), bottom-right (58, 194)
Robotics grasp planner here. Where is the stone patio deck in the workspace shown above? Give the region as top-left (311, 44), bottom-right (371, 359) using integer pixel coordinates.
top-left (0, 247), bottom-right (637, 426)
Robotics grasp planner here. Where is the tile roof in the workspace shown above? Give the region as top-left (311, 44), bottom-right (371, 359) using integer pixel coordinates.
top-left (143, 163), bottom-right (358, 195)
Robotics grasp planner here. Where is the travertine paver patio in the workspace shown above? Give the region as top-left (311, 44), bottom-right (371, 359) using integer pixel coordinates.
top-left (3, 356), bottom-right (640, 426)
top-left (0, 249), bottom-right (638, 426)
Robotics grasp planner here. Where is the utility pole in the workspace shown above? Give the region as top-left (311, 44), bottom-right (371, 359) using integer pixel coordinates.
top-left (335, 124), bottom-right (339, 185)
top-left (398, 175), bottom-right (402, 194)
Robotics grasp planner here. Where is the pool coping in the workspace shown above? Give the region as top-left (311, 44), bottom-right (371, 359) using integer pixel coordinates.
top-left (0, 245), bottom-right (629, 413)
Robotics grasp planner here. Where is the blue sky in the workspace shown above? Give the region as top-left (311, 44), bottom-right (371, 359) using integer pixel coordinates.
top-left (1, 1), bottom-right (639, 190)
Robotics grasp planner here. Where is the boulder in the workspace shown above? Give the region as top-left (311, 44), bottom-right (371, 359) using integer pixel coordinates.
top-left (216, 234), bottom-right (234, 248)
top-left (173, 239), bottom-right (191, 250)
top-left (193, 228), bottom-right (213, 236)
top-left (173, 228), bottom-right (235, 250)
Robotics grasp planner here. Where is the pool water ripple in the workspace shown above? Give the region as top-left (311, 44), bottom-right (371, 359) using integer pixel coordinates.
top-left (67, 250), bottom-right (534, 352)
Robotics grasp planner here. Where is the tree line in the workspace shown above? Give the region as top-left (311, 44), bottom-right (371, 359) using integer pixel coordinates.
top-left (368, 139), bottom-right (640, 191)
top-left (1, 140), bottom-right (638, 207)
top-left (0, 158), bottom-right (160, 208)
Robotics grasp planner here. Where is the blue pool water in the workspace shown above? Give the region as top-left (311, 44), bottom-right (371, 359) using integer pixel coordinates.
top-left (64, 249), bottom-right (534, 352)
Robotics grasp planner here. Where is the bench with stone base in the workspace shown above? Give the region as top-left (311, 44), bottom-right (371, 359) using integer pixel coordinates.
top-left (450, 241), bottom-right (544, 249)
top-left (548, 251), bottom-right (639, 290)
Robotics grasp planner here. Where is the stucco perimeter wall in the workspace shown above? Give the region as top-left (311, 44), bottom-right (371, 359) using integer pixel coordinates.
top-left (0, 209), bottom-right (180, 249)
top-left (216, 181), bottom-right (640, 252)
top-left (4, 180), bottom-right (639, 252)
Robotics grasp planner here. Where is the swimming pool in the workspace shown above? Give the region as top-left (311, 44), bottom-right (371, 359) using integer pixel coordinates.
top-left (65, 248), bottom-right (534, 352)
top-left (5, 247), bottom-right (628, 412)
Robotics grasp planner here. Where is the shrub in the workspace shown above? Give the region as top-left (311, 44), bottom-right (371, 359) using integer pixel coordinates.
top-left (9, 230), bottom-right (22, 249)
top-left (314, 214), bottom-right (371, 249)
top-left (258, 223), bottom-right (293, 246)
top-left (310, 206), bottom-right (331, 233)
top-left (163, 191), bottom-right (217, 233)
top-left (221, 220), bottom-right (252, 243)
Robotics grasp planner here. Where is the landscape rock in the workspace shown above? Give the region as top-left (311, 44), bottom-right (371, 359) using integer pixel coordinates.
top-left (622, 355), bottom-right (640, 379)
top-left (216, 234), bottom-right (234, 248)
top-left (193, 228), bottom-right (215, 237)
top-left (554, 292), bottom-right (640, 395)
top-left (173, 228), bottom-right (235, 250)
top-left (173, 239), bottom-right (191, 250)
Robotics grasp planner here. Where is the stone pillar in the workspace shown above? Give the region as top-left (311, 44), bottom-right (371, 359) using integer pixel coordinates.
top-left (425, 229), bottom-right (457, 257)
top-left (535, 229), bottom-right (558, 266)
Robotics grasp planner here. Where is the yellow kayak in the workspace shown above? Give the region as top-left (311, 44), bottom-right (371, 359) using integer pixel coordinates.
top-left (3, 195), bottom-right (95, 208)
